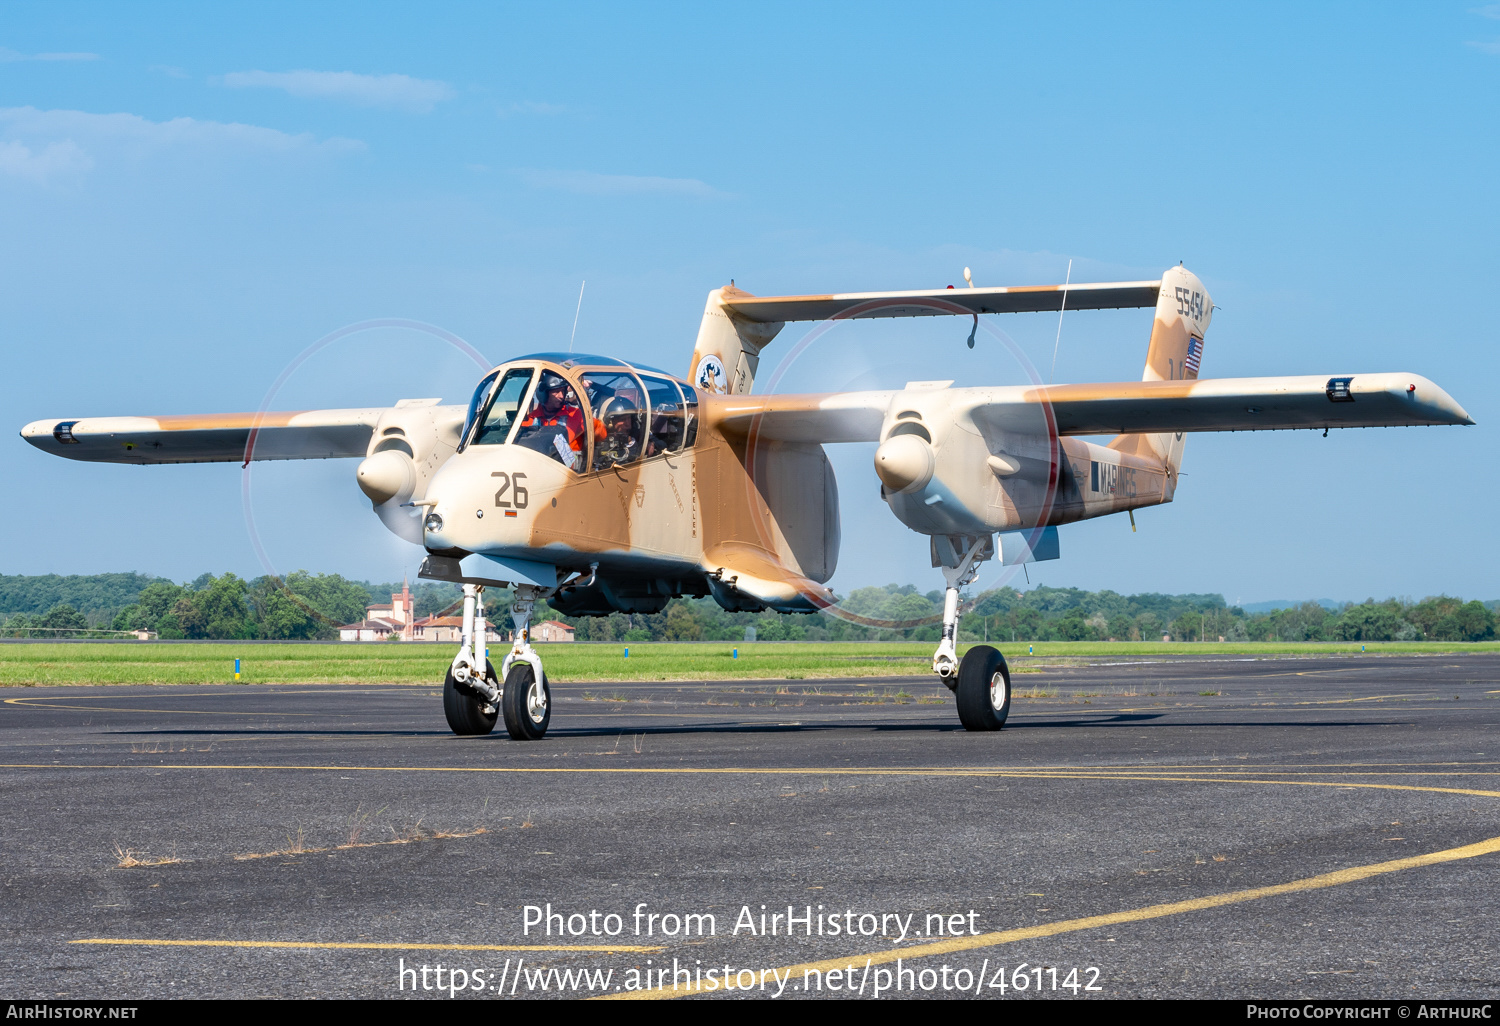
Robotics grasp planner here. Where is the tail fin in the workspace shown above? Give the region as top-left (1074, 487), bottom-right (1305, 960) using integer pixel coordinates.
top-left (689, 285), bottom-right (784, 396)
top-left (1108, 265), bottom-right (1214, 486)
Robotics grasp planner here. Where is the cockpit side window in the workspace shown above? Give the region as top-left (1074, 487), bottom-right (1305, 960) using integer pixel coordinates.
top-left (513, 369), bottom-right (589, 471)
top-left (641, 375), bottom-right (685, 457)
top-left (469, 368), bottom-right (535, 447)
top-left (680, 382), bottom-right (700, 448)
top-left (581, 371), bottom-right (645, 472)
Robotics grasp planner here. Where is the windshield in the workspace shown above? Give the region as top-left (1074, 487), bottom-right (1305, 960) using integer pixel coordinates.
top-left (460, 371), bottom-right (500, 447)
top-left (468, 368), bottom-right (536, 448)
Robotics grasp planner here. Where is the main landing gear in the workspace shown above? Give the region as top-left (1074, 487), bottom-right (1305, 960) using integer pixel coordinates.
top-left (442, 582), bottom-right (551, 740)
top-left (931, 534), bottom-right (1011, 732)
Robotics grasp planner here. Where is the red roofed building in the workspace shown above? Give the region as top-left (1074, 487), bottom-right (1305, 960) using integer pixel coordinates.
top-left (340, 578), bottom-right (415, 642)
top-left (531, 620), bottom-right (575, 643)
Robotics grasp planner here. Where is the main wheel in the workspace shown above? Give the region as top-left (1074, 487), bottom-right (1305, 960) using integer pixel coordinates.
top-left (955, 645), bottom-right (1011, 731)
top-left (444, 660), bottom-right (499, 736)
top-left (502, 662), bottom-right (551, 740)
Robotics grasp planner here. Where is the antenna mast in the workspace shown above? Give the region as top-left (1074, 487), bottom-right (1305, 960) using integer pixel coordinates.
top-left (1049, 259), bottom-right (1072, 383)
top-left (567, 280), bottom-right (586, 353)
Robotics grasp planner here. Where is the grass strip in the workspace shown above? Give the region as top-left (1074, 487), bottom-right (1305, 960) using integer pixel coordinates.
top-left (0, 640), bottom-right (1495, 686)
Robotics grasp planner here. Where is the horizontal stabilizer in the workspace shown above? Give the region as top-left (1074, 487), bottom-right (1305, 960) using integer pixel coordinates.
top-left (19, 409), bottom-right (391, 464)
top-left (723, 280), bottom-right (1161, 324)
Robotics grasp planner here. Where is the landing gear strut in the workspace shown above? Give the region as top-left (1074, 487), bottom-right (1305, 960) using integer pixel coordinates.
top-left (442, 582), bottom-right (553, 740)
top-left (931, 535), bottom-right (990, 681)
top-left (499, 585), bottom-right (550, 740)
top-left (437, 564), bottom-right (595, 740)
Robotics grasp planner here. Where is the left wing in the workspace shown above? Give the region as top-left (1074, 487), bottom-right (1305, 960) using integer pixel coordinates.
top-left (19, 409), bottom-right (392, 465)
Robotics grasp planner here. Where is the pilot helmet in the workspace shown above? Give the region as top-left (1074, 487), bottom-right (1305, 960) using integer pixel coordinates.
top-left (600, 395), bottom-right (639, 429)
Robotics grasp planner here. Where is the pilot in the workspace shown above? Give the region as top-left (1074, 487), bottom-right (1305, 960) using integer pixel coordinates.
top-left (518, 371), bottom-right (587, 468)
top-left (593, 396), bottom-right (641, 469)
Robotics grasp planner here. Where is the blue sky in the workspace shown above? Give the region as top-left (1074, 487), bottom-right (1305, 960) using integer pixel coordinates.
top-left (2, 1), bottom-right (1496, 603)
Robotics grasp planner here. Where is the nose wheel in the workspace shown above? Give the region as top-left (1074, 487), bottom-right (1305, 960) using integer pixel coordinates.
top-left (502, 662), bottom-right (551, 740)
top-left (444, 660), bottom-right (499, 735)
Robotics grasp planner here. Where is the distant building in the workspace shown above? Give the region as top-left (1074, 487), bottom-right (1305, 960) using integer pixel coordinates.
top-left (340, 579), bottom-right (519, 643)
top-left (404, 615), bottom-right (506, 643)
top-left (340, 579), bottom-right (415, 642)
top-left (531, 620), bottom-right (575, 643)
top-left (339, 619), bottom-right (399, 642)
top-left (412, 616), bottom-right (463, 643)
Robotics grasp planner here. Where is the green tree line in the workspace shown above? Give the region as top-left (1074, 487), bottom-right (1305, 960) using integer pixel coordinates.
top-left (0, 572), bottom-right (462, 640)
top-left (548, 586), bottom-right (1497, 644)
top-left (0, 573), bottom-right (1494, 643)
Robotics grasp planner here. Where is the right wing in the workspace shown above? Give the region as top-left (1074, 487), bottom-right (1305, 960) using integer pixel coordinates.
top-left (706, 373), bottom-right (1473, 444)
top-left (708, 391), bottom-right (894, 443)
top-left (978, 373), bottom-right (1475, 435)
top-left (19, 409), bottom-right (392, 465)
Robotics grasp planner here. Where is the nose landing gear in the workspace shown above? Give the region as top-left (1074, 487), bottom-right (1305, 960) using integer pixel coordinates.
top-left (443, 583), bottom-right (501, 735)
top-left (441, 575), bottom-right (573, 741)
top-left (499, 587), bottom-right (550, 740)
top-left (929, 534), bottom-right (1010, 732)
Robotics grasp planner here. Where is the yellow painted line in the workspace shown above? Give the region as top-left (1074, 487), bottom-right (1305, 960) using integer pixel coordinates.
top-left (969, 773), bottom-right (1500, 800)
top-left (1292, 693), bottom-right (1426, 706)
top-left (0, 762), bottom-right (1074, 776)
top-left (3, 764), bottom-right (1500, 800)
top-left (599, 830), bottom-right (1500, 1000)
top-left (72, 937), bottom-right (660, 954)
top-left (835, 760), bottom-right (1500, 771)
top-left (1043, 771), bottom-right (1500, 779)
top-left (3, 697), bottom-right (313, 717)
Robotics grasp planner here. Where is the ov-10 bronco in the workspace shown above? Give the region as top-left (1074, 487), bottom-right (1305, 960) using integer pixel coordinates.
top-left (21, 265), bottom-right (1473, 738)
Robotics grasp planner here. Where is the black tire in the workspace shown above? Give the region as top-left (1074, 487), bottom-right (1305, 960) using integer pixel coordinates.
top-left (955, 645), bottom-right (1011, 731)
top-left (502, 662), bottom-right (551, 740)
top-left (444, 660), bottom-right (499, 736)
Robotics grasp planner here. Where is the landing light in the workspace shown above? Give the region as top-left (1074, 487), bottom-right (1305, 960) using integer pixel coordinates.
top-left (424, 512), bottom-right (443, 533)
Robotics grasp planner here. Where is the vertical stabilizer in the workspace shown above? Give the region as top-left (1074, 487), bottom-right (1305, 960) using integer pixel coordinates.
top-left (1108, 265), bottom-right (1214, 488)
top-left (688, 285), bottom-right (784, 396)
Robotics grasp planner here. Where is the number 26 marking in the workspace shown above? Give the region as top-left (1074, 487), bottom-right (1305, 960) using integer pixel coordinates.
top-left (492, 471), bottom-right (529, 509)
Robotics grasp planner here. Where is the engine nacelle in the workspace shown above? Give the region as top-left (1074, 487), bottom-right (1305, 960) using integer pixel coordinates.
top-left (875, 382), bottom-right (1053, 541)
top-left (356, 399), bottom-right (465, 543)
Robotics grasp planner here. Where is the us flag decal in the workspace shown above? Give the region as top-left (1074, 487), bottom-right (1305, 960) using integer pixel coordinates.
top-left (1184, 336), bottom-right (1203, 377)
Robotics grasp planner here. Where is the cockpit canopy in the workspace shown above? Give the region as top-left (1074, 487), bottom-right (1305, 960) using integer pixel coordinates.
top-left (459, 355), bottom-right (699, 472)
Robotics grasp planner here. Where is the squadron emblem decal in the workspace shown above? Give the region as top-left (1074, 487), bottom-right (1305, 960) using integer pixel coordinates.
top-left (695, 354), bottom-right (728, 394)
